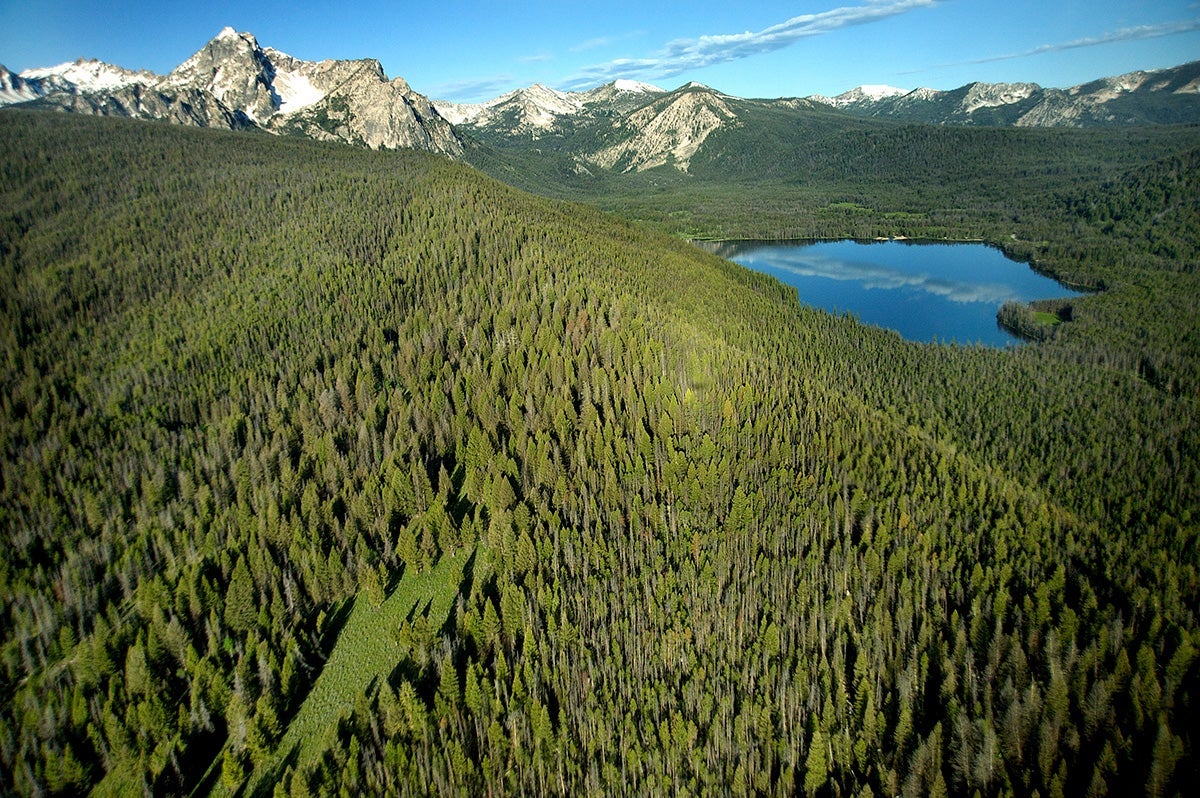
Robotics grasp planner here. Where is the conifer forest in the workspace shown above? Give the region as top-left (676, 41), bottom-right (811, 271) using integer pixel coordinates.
top-left (1, 108), bottom-right (1199, 796)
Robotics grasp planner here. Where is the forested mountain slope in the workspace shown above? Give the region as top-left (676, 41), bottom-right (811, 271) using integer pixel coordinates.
top-left (466, 113), bottom-right (1200, 395)
top-left (1, 109), bottom-right (1196, 796)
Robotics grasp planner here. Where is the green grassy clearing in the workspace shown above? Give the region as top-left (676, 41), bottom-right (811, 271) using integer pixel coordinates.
top-left (233, 548), bottom-right (479, 797)
top-left (1034, 310), bottom-right (1062, 325)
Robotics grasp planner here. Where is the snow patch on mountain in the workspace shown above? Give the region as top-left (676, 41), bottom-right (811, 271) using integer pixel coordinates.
top-left (962, 82), bottom-right (1039, 113)
top-left (435, 84), bottom-right (585, 132)
top-left (857, 84), bottom-right (907, 101)
top-left (512, 84), bottom-right (585, 127)
top-left (1176, 76), bottom-right (1200, 95)
top-left (431, 100), bottom-right (476, 126)
top-left (0, 66), bottom-right (42, 105)
top-left (271, 68), bottom-right (325, 114)
top-left (815, 84), bottom-right (909, 107)
top-left (20, 59), bottom-right (154, 93)
top-left (612, 79), bottom-right (659, 94)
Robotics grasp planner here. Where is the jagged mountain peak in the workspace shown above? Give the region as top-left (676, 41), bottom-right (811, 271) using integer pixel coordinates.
top-left (0, 64), bottom-right (42, 105)
top-left (18, 58), bottom-right (156, 93)
top-left (591, 87), bottom-right (739, 173)
top-left (807, 61), bottom-right (1200, 126)
top-left (434, 83), bottom-right (584, 133)
top-left (577, 80), bottom-right (664, 112)
top-left (815, 84), bottom-right (909, 107)
top-left (960, 81), bottom-right (1041, 112)
top-left (611, 79), bottom-right (661, 94)
top-left (6, 27), bottom-right (463, 157)
top-left (164, 27), bottom-right (276, 121)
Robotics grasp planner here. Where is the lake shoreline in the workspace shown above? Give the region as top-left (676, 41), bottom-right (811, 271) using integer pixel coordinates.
top-left (709, 239), bottom-right (1085, 348)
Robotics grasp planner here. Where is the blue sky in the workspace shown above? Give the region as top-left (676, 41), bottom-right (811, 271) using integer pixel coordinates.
top-left (1, 1), bottom-right (1198, 102)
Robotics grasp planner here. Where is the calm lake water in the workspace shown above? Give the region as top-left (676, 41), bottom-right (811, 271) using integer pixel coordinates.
top-left (714, 239), bottom-right (1083, 347)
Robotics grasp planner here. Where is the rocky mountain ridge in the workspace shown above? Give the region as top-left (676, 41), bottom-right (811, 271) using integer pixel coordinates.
top-left (808, 62), bottom-right (1200, 126)
top-left (587, 84), bottom-right (739, 173)
top-left (1, 27), bottom-right (462, 156)
top-left (433, 79), bottom-right (663, 135)
top-left (4, 29), bottom-right (1198, 167)
top-left (435, 61), bottom-right (1200, 173)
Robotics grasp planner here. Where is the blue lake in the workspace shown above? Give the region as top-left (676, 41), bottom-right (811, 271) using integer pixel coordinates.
top-left (715, 239), bottom-right (1083, 347)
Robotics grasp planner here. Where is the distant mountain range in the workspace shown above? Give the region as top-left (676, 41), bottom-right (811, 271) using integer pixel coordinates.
top-left (0, 27), bottom-right (463, 157)
top-left (808, 63), bottom-right (1200, 127)
top-left (3, 28), bottom-right (1198, 168)
top-left (433, 79), bottom-right (663, 135)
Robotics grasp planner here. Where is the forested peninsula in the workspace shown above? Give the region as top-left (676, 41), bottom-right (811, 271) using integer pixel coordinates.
top-left (1, 109), bottom-right (1197, 796)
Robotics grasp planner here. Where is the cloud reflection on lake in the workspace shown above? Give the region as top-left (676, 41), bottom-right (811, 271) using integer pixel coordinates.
top-left (743, 250), bottom-right (1018, 305)
top-left (721, 239), bottom-right (1083, 347)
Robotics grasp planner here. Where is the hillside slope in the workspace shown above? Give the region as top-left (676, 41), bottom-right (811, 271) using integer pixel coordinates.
top-left (1, 110), bottom-right (1196, 797)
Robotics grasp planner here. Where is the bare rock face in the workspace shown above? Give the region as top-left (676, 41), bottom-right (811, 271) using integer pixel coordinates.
top-left (163, 27), bottom-right (277, 123)
top-left (808, 61), bottom-right (1200, 127)
top-left (2, 59), bottom-right (156, 106)
top-left (589, 85), bottom-right (738, 173)
top-left (271, 60), bottom-right (463, 156)
top-left (32, 83), bottom-right (254, 130)
top-left (434, 80), bottom-right (664, 138)
top-left (5, 28), bottom-right (464, 158)
top-left (0, 65), bottom-right (42, 105)
top-left (436, 84), bottom-right (585, 134)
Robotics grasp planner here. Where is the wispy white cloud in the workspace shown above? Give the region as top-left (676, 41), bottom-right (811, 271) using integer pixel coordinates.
top-left (561, 0), bottom-right (939, 89)
top-left (571, 36), bottom-right (614, 53)
top-left (429, 75), bottom-right (514, 103)
top-left (518, 53), bottom-right (554, 64)
top-left (922, 18), bottom-right (1200, 70)
top-left (570, 30), bottom-right (646, 53)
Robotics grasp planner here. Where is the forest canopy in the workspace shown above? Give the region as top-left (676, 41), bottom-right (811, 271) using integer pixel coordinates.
top-left (1, 108), bottom-right (1197, 797)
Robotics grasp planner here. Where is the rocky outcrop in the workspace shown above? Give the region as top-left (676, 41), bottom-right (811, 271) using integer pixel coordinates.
top-left (272, 62), bottom-right (463, 156)
top-left (31, 82), bottom-right (254, 130)
top-left (588, 85), bottom-right (738, 173)
top-left (0, 65), bottom-right (42, 105)
top-left (4, 28), bottom-right (463, 158)
top-left (435, 80), bottom-right (663, 138)
top-left (162, 27), bottom-right (277, 123)
top-left (437, 84), bottom-right (584, 133)
top-left (1, 59), bottom-right (155, 106)
top-left (808, 61), bottom-right (1200, 127)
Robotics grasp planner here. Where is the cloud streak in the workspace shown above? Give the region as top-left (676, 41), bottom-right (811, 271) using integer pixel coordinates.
top-left (428, 75), bottom-right (514, 103)
top-left (929, 18), bottom-right (1200, 69)
top-left (562, 0), bottom-right (939, 89)
top-left (755, 252), bottom-right (1017, 305)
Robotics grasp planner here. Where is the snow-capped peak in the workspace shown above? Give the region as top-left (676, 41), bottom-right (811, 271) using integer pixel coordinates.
top-left (270, 68), bottom-right (325, 115)
top-left (19, 58), bottom-right (154, 93)
top-left (857, 84), bottom-right (907, 101)
top-left (815, 84), bottom-right (910, 107)
top-left (612, 79), bottom-right (660, 94)
top-left (433, 83), bottom-right (588, 131)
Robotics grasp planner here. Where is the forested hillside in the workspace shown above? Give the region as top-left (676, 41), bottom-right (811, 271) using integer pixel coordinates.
top-left (466, 113), bottom-right (1200, 392)
top-left (1, 109), bottom-right (1197, 797)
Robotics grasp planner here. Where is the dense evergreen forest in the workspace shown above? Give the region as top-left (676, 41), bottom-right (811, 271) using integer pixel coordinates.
top-left (1, 108), bottom-right (1198, 797)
